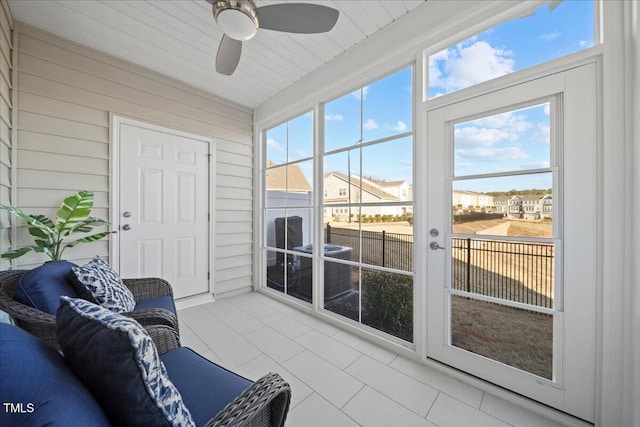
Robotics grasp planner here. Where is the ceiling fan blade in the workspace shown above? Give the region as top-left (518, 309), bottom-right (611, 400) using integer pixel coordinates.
top-left (216, 34), bottom-right (242, 75)
top-left (256, 3), bottom-right (339, 34)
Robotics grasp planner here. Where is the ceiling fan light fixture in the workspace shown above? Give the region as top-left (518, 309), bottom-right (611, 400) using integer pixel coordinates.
top-left (212, 0), bottom-right (259, 41)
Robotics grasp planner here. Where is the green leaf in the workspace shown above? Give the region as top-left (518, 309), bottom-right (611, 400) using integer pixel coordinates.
top-left (0, 205), bottom-right (52, 232)
top-left (27, 215), bottom-right (56, 248)
top-left (0, 245), bottom-right (49, 260)
top-left (55, 191), bottom-right (94, 237)
top-left (28, 225), bottom-right (54, 248)
top-left (0, 247), bottom-right (35, 260)
top-left (62, 231), bottom-right (115, 250)
top-left (31, 214), bottom-right (55, 229)
top-left (69, 217), bottom-right (110, 234)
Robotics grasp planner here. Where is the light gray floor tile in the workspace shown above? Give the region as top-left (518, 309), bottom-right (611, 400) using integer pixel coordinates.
top-left (229, 293), bottom-right (279, 318)
top-left (427, 393), bottom-right (510, 427)
top-left (287, 393), bottom-right (359, 427)
top-left (345, 355), bottom-right (439, 417)
top-left (284, 350), bottom-right (364, 408)
top-left (201, 299), bottom-right (265, 335)
top-left (343, 386), bottom-right (437, 427)
top-left (179, 324), bottom-right (212, 356)
top-left (333, 330), bottom-right (397, 365)
top-left (245, 326), bottom-right (305, 363)
top-left (262, 311), bottom-right (312, 339)
top-left (291, 311), bottom-right (341, 337)
top-left (181, 292), bottom-right (570, 427)
top-left (295, 330), bottom-right (362, 369)
top-left (481, 393), bottom-right (567, 427)
top-left (204, 329), bottom-right (262, 369)
top-left (389, 356), bottom-right (484, 408)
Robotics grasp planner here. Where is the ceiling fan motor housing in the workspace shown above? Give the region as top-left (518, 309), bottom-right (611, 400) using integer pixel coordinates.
top-left (212, 0), bottom-right (259, 41)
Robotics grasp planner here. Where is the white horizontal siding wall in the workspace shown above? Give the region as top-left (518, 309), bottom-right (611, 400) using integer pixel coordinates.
top-left (12, 23), bottom-right (254, 296)
top-left (0, 0), bottom-right (13, 271)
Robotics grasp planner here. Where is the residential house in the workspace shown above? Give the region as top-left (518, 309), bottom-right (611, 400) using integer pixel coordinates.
top-left (324, 172), bottom-right (412, 221)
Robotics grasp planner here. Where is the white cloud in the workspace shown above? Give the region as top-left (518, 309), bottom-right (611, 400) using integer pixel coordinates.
top-left (294, 149), bottom-right (309, 158)
top-left (579, 40), bottom-right (590, 48)
top-left (430, 40), bottom-right (514, 92)
top-left (472, 111), bottom-right (533, 135)
top-left (544, 104), bottom-right (550, 115)
top-left (363, 119), bottom-right (379, 131)
top-left (454, 126), bottom-right (511, 148)
top-left (386, 121), bottom-right (407, 132)
top-left (326, 113), bottom-right (343, 121)
top-left (266, 138), bottom-right (284, 153)
top-left (532, 123), bottom-right (550, 143)
top-left (456, 147), bottom-right (528, 161)
top-left (538, 31), bottom-right (562, 42)
top-left (351, 85), bottom-right (369, 100)
top-left (521, 161), bottom-right (550, 169)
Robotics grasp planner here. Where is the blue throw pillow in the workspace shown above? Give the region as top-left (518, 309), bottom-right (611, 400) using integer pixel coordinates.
top-left (56, 297), bottom-right (194, 427)
top-left (71, 256), bottom-right (135, 313)
top-left (13, 260), bottom-right (80, 314)
top-left (0, 323), bottom-right (110, 426)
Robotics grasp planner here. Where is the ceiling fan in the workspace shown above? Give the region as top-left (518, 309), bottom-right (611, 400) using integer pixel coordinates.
top-left (205, 0), bottom-right (340, 75)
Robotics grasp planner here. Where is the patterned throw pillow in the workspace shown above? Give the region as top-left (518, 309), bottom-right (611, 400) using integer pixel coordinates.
top-left (71, 256), bottom-right (135, 313)
top-left (56, 297), bottom-right (195, 427)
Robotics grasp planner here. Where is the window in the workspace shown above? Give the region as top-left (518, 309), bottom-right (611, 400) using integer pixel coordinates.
top-left (448, 100), bottom-right (556, 378)
top-left (264, 112), bottom-right (314, 304)
top-left (323, 66), bottom-right (415, 342)
top-left (429, 1), bottom-right (595, 99)
top-left (261, 66), bottom-right (415, 343)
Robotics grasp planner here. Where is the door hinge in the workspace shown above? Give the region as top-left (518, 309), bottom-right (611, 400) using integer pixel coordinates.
top-left (207, 271), bottom-right (211, 280)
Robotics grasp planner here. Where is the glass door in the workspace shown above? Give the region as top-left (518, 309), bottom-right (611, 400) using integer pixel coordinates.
top-left (426, 64), bottom-right (597, 422)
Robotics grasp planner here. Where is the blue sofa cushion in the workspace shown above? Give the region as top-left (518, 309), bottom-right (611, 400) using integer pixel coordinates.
top-left (0, 323), bottom-right (110, 426)
top-left (161, 347), bottom-right (252, 426)
top-left (13, 260), bottom-right (80, 314)
top-left (71, 255), bottom-right (135, 313)
top-left (135, 295), bottom-right (177, 316)
top-left (56, 297), bottom-right (195, 427)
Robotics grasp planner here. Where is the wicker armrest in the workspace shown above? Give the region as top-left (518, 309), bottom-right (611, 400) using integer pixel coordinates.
top-left (146, 324), bottom-right (181, 354)
top-left (205, 372), bottom-right (291, 427)
top-left (0, 270), bottom-right (59, 349)
top-left (123, 277), bottom-right (174, 301)
top-left (125, 307), bottom-right (179, 335)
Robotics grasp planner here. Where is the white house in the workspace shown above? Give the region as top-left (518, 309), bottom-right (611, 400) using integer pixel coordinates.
top-left (324, 172), bottom-right (412, 221)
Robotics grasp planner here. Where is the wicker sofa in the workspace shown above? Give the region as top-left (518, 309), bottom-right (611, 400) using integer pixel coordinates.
top-left (0, 269), bottom-right (179, 349)
top-left (0, 322), bottom-right (291, 426)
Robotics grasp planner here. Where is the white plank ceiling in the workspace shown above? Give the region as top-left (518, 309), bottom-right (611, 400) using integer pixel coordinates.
top-left (8, 0), bottom-right (426, 109)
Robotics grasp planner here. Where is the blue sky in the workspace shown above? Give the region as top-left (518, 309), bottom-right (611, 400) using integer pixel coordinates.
top-left (267, 0), bottom-right (594, 195)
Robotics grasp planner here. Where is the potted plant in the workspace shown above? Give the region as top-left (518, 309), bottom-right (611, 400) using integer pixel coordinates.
top-left (0, 191), bottom-right (114, 261)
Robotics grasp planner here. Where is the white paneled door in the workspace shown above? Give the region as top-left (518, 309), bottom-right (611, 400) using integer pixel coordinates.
top-left (115, 118), bottom-right (211, 299)
top-left (426, 64), bottom-right (597, 422)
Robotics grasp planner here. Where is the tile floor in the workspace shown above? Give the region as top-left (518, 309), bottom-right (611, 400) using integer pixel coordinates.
top-left (178, 292), bottom-right (573, 427)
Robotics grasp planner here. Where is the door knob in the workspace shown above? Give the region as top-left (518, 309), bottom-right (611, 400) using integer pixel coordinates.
top-left (122, 224), bottom-right (131, 231)
top-left (430, 241), bottom-right (445, 250)
top-left (122, 211), bottom-right (131, 218)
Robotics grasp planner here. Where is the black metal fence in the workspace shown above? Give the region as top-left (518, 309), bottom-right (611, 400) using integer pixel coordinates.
top-left (325, 224), bottom-right (413, 272)
top-left (325, 225), bottom-right (554, 308)
top-left (451, 238), bottom-right (554, 308)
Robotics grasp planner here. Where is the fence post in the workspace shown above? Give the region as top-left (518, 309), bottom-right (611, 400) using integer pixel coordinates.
top-left (382, 230), bottom-right (386, 267)
top-left (466, 237), bottom-right (471, 293)
top-left (326, 223), bottom-right (331, 243)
